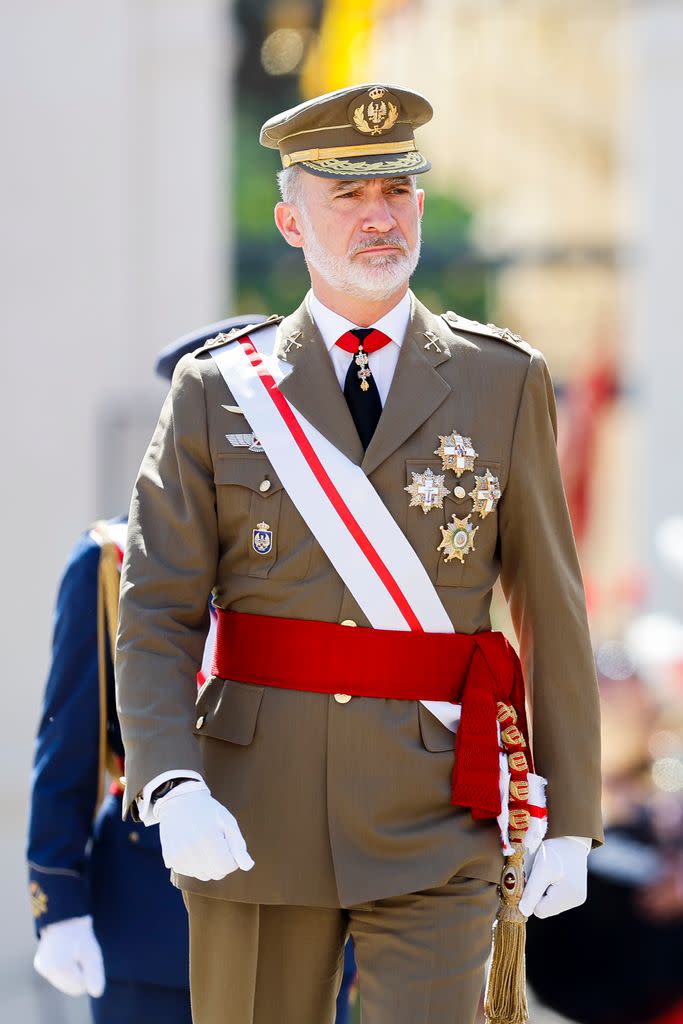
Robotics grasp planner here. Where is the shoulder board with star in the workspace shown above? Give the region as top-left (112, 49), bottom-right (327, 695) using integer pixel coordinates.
top-left (441, 311), bottom-right (532, 355)
top-left (196, 314), bottom-right (284, 355)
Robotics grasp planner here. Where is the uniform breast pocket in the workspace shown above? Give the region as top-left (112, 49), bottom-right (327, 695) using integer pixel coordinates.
top-left (404, 457), bottom-right (502, 587)
top-left (214, 454), bottom-right (284, 578)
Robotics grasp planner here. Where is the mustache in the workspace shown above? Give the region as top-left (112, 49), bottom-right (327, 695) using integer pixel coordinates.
top-left (348, 235), bottom-right (409, 257)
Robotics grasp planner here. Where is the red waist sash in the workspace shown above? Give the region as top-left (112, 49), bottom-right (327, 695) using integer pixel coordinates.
top-left (212, 610), bottom-right (531, 821)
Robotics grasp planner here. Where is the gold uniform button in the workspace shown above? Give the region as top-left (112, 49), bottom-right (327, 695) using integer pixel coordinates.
top-left (129, 831), bottom-right (140, 844)
top-left (334, 693), bottom-right (352, 704)
top-left (195, 715), bottom-right (205, 730)
top-left (259, 479), bottom-right (271, 493)
top-left (340, 619), bottom-right (357, 627)
top-left (454, 486), bottom-right (467, 500)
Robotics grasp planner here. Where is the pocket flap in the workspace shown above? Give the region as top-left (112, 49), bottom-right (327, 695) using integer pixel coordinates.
top-left (418, 702), bottom-right (457, 752)
top-left (194, 676), bottom-right (264, 746)
top-left (213, 454), bottom-right (283, 495)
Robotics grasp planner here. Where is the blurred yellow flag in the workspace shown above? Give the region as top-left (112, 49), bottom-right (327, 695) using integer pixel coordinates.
top-left (301, 0), bottom-right (398, 98)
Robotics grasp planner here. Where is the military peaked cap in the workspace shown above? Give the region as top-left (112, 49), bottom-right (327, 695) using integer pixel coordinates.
top-left (260, 83), bottom-right (432, 179)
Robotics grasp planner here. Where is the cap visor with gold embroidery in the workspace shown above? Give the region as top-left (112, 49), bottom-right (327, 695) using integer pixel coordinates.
top-left (261, 83), bottom-right (432, 180)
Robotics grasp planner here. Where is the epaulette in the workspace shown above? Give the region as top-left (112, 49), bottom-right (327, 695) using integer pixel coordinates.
top-left (197, 314), bottom-right (284, 354)
top-left (441, 310), bottom-right (532, 354)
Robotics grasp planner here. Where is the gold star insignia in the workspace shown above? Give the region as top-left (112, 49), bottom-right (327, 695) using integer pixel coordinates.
top-left (468, 469), bottom-right (501, 519)
top-left (434, 432), bottom-right (478, 477)
top-left (30, 882), bottom-right (48, 918)
top-left (404, 468), bottom-right (450, 514)
top-left (437, 514), bottom-right (478, 563)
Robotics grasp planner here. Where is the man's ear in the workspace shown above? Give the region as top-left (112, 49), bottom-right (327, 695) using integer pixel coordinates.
top-left (274, 202), bottom-right (304, 249)
top-left (416, 188), bottom-right (425, 218)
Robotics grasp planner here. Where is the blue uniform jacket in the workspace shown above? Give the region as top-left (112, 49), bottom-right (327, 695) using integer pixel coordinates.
top-left (27, 523), bottom-right (190, 990)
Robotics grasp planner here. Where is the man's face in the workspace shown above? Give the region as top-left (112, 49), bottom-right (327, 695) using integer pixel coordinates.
top-left (278, 174), bottom-right (425, 301)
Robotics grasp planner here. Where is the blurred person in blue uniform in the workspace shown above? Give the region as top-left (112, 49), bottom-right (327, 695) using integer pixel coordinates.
top-left (27, 316), bottom-right (264, 1023)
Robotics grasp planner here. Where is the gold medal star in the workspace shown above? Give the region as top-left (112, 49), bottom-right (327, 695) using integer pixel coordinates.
top-left (434, 431), bottom-right (478, 476)
top-left (468, 470), bottom-right (501, 519)
top-left (404, 468), bottom-right (450, 514)
top-left (437, 514), bottom-right (478, 563)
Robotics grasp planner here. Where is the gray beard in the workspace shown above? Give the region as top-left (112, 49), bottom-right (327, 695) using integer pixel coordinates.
top-left (300, 213), bottom-right (421, 301)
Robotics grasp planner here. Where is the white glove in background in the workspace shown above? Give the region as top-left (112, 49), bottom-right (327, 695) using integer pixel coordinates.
top-left (33, 915), bottom-right (105, 997)
top-left (153, 779), bottom-right (255, 881)
top-left (519, 836), bottom-right (590, 919)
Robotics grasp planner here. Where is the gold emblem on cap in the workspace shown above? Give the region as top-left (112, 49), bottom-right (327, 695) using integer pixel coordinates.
top-left (468, 469), bottom-right (501, 519)
top-left (434, 432), bottom-right (478, 477)
top-left (405, 468), bottom-right (450, 514)
top-left (438, 514), bottom-right (478, 563)
top-left (350, 87), bottom-right (400, 136)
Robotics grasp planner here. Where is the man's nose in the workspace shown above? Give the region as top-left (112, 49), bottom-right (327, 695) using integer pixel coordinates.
top-left (361, 195), bottom-right (398, 233)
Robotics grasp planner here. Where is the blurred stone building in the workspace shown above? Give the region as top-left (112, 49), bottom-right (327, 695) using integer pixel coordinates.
top-left (305, 0), bottom-right (648, 638)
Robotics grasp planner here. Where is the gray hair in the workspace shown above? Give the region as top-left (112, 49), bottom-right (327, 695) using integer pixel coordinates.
top-left (277, 166), bottom-right (307, 208)
top-left (276, 166), bottom-right (419, 209)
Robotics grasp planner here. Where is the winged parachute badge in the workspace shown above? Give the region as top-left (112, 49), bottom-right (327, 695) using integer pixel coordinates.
top-left (226, 433), bottom-right (265, 453)
top-left (405, 468), bottom-right (450, 514)
top-left (438, 514), bottom-right (478, 564)
top-left (468, 470), bottom-right (501, 519)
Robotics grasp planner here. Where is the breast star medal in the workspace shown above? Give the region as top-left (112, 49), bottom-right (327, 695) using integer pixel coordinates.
top-left (468, 469), bottom-right (501, 519)
top-left (437, 514), bottom-right (478, 563)
top-left (434, 432), bottom-right (478, 477)
top-left (252, 522), bottom-right (273, 555)
top-left (404, 468), bottom-right (450, 514)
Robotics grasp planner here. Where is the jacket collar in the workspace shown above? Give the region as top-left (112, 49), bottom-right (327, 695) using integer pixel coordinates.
top-left (274, 293), bottom-right (452, 474)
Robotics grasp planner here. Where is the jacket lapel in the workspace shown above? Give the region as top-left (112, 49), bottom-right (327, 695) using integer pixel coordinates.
top-left (361, 296), bottom-right (452, 476)
top-left (276, 299), bottom-right (365, 465)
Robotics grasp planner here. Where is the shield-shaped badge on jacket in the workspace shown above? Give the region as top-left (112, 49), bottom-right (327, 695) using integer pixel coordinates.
top-left (252, 521), bottom-right (273, 555)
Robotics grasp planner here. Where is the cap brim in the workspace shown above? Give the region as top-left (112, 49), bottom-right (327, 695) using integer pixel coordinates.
top-left (297, 150), bottom-right (431, 179)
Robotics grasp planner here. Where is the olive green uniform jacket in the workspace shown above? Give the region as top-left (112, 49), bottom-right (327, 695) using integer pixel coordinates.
top-left (116, 293), bottom-right (602, 908)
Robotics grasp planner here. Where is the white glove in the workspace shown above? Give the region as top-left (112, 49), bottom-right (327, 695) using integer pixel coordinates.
top-left (33, 915), bottom-right (105, 998)
top-left (519, 836), bottom-right (590, 919)
top-left (153, 779), bottom-right (254, 881)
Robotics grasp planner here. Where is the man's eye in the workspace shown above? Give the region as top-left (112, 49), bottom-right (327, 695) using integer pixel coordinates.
top-left (336, 191), bottom-right (359, 199)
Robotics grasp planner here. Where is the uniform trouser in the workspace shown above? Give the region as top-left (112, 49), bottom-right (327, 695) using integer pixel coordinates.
top-left (184, 874), bottom-right (498, 1024)
top-left (90, 979), bottom-right (192, 1024)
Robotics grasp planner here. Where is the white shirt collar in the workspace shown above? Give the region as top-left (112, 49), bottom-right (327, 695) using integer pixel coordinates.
top-left (307, 290), bottom-right (412, 352)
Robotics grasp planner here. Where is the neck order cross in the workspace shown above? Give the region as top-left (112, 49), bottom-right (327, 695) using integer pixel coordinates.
top-left (335, 328), bottom-right (392, 392)
top-left (335, 328), bottom-right (392, 450)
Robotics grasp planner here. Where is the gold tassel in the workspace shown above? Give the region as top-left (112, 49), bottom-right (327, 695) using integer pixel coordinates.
top-left (484, 844), bottom-right (528, 1024)
top-left (93, 522), bottom-right (124, 809)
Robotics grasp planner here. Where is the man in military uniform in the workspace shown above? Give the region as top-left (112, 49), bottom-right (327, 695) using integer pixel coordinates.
top-left (116, 84), bottom-right (603, 1024)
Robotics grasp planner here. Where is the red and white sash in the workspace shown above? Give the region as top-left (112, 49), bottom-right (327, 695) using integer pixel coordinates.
top-left (210, 327), bottom-right (546, 853)
top-left (211, 326), bottom-right (452, 634)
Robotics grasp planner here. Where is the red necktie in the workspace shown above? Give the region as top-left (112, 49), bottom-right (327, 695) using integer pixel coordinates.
top-left (335, 328), bottom-right (392, 449)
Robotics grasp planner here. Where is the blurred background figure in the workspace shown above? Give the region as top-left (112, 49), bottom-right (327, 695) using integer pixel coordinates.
top-left (526, 639), bottom-right (683, 1024)
top-left (27, 319), bottom-right (259, 1024)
